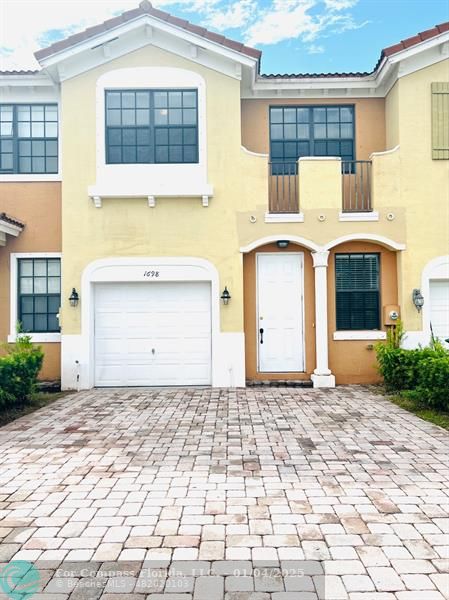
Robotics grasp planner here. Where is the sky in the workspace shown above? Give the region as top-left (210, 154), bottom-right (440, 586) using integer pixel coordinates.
top-left (0, 0), bottom-right (448, 74)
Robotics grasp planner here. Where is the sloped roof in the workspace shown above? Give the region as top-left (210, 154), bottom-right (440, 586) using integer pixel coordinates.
top-left (34, 0), bottom-right (261, 62)
top-left (0, 213), bottom-right (25, 229)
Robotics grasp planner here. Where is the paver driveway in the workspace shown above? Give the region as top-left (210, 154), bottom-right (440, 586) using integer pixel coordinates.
top-left (0, 386), bottom-right (448, 599)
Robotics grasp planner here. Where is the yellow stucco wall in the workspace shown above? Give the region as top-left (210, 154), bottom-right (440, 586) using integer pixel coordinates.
top-left (384, 59), bottom-right (449, 330)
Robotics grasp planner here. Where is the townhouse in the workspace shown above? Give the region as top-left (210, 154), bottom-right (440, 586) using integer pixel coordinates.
top-left (1, 1), bottom-right (448, 390)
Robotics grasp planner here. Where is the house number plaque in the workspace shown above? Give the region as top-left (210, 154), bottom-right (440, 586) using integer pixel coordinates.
top-left (144, 270), bottom-right (160, 278)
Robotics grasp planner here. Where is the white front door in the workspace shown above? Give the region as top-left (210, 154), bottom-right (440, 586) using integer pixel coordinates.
top-left (94, 282), bottom-right (211, 386)
top-left (430, 279), bottom-right (449, 347)
top-left (257, 253), bottom-right (304, 372)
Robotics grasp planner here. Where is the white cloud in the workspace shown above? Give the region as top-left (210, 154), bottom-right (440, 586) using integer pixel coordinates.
top-left (307, 43), bottom-right (324, 54)
top-left (205, 0), bottom-right (257, 30)
top-left (245, 0), bottom-right (319, 46)
top-left (324, 0), bottom-right (358, 10)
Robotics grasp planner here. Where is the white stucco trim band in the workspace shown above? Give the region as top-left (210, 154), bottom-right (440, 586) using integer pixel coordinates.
top-left (264, 213), bottom-right (304, 223)
top-left (333, 331), bottom-right (386, 341)
top-left (339, 211), bottom-right (379, 222)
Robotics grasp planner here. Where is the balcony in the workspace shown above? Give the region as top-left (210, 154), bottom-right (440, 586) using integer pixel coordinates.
top-left (268, 158), bottom-right (373, 216)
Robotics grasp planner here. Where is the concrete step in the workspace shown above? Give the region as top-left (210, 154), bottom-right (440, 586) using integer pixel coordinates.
top-left (246, 379), bottom-right (313, 388)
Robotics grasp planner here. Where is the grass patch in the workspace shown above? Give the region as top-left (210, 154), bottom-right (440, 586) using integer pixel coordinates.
top-left (0, 390), bottom-right (72, 428)
top-left (388, 393), bottom-right (449, 430)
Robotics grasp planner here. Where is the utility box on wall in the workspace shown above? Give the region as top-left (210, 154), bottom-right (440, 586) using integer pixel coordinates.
top-left (383, 304), bottom-right (400, 326)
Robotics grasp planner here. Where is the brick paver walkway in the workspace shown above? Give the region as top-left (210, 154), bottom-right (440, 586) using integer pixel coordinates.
top-left (0, 386), bottom-right (448, 599)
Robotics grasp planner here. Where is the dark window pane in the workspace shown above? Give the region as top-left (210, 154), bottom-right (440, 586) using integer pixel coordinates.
top-left (284, 124), bottom-right (296, 139)
top-left (168, 109), bottom-right (182, 125)
top-left (137, 146), bottom-right (151, 162)
top-left (283, 108), bottom-right (296, 123)
top-left (46, 140), bottom-right (58, 156)
top-left (155, 146), bottom-right (168, 162)
top-left (169, 129), bottom-right (182, 145)
top-left (122, 146), bottom-right (136, 162)
top-left (297, 108), bottom-right (309, 123)
top-left (340, 123), bottom-right (353, 139)
top-left (284, 142), bottom-right (297, 159)
top-left (270, 124), bottom-right (283, 139)
top-left (48, 296), bottom-right (60, 312)
top-left (35, 297), bottom-right (47, 313)
top-left (108, 146), bottom-right (122, 163)
top-left (297, 141), bottom-right (310, 156)
top-left (183, 109), bottom-right (196, 125)
top-left (183, 91), bottom-right (196, 107)
top-left (136, 92), bottom-right (150, 108)
top-left (183, 146), bottom-right (196, 162)
top-left (1, 154), bottom-right (13, 170)
top-left (155, 128), bottom-right (168, 145)
top-left (314, 141), bottom-right (326, 155)
top-left (32, 157), bottom-right (45, 172)
top-left (169, 146), bottom-right (182, 162)
top-left (327, 141), bottom-right (340, 155)
top-left (271, 142), bottom-right (283, 159)
top-left (122, 129), bottom-right (136, 145)
top-left (1, 139), bottom-right (13, 152)
top-left (136, 129), bottom-right (149, 145)
top-left (32, 140), bottom-right (45, 155)
top-left (35, 315), bottom-right (47, 331)
top-left (19, 157), bottom-right (32, 172)
top-left (341, 107), bottom-right (353, 122)
top-left (183, 128), bottom-right (196, 145)
top-left (46, 157), bottom-right (58, 173)
top-left (107, 109), bottom-right (121, 126)
top-left (122, 92), bottom-right (135, 108)
top-left (314, 124), bottom-right (326, 139)
top-left (21, 297), bottom-right (34, 313)
top-left (106, 92), bottom-right (121, 108)
top-left (108, 129), bottom-right (122, 145)
top-left (122, 110), bottom-right (135, 126)
top-left (136, 109), bottom-right (150, 125)
top-left (327, 107), bottom-right (340, 122)
top-left (270, 108), bottom-right (283, 123)
top-left (169, 91), bottom-right (182, 107)
top-left (21, 315), bottom-right (34, 332)
top-left (327, 124), bottom-right (340, 138)
top-left (154, 109), bottom-right (168, 125)
top-left (297, 124), bottom-right (309, 139)
top-left (154, 92), bottom-right (168, 108)
top-left (313, 108), bottom-right (326, 122)
top-left (48, 315), bottom-right (59, 332)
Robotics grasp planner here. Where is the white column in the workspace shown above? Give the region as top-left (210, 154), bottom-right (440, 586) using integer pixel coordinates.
top-left (311, 250), bottom-right (336, 388)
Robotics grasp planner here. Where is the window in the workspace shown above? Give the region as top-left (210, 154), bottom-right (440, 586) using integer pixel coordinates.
top-left (431, 82), bottom-right (449, 160)
top-left (335, 253), bottom-right (380, 330)
top-left (269, 105), bottom-right (354, 173)
top-left (18, 258), bottom-right (61, 333)
top-left (105, 89), bottom-right (198, 164)
top-left (0, 104), bottom-right (58, 173)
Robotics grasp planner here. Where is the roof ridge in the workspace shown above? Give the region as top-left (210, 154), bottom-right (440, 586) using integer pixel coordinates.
top-left (0, 213), bottom-right (25, 228)
top-left (34, 1), bottom-right (261, 62)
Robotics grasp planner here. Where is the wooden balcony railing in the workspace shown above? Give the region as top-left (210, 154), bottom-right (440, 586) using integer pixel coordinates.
top-left (342, 160), bottom-right (372, 212)
top-left (268, 162), bottom-right (299, 213)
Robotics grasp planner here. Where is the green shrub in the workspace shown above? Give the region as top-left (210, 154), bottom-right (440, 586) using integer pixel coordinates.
top-left (0, 333), bottom-right (44, 409)
top-left (376, 322), bottom-right (449, 410)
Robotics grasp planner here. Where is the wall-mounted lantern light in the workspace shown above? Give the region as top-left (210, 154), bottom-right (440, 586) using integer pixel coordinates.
top-left (221, 286), bottom-right (231, 305)
top-left (412, 288), bottom-right (424, 312)
top-left (276, 240), bottom-right (290, 249)
top-left (69, 288), bottom-right (80, 307)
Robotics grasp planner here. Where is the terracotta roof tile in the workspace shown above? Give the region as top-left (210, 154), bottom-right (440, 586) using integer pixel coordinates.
top-left (382, 21), bottom-right (448, 57)
top-left (0, 213), bottom-right (25, 229)
top-left (34, 0), bottom-right (261, 62)
top-left (0, 70), bottom-right (39, 75)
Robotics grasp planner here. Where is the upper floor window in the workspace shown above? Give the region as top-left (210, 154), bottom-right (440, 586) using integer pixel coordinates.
top-left (0, 104), bottom-right (58, 174)
top-left (105, 89), bottom-right (198, 164)
top-left (269, 105), bottom-right (354, 172)
top-left (335, 253), bottom-right (380, 331)
top-left (18, 258), bottom-right (61, 333)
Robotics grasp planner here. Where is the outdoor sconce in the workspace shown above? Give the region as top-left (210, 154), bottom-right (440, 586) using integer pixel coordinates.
top-left (69, 288), bottom-right (80, 307)
top-left (276, 240), bottom-right (290, 249)
top-left (412, 288), bottom-right (424, 312)
top-left (221, 286), bottom-right (231, 305)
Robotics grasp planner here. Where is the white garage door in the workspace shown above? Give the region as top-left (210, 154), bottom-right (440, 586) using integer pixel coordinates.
top-left (94, 282), bottom-right (211, 386)
top-left (430, 279), bottom-right (449, 347)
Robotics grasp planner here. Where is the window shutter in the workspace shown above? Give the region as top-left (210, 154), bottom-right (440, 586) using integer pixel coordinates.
top-left (335, 253), bottom-right (380, 330)
top-left (431, 82), bottom-right (449, 160)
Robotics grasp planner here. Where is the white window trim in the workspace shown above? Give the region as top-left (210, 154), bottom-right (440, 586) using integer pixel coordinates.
top-left (339, 211), bottom-right (379, 222)
top-left (0, 99), bottom-right (62, 181)
top-left (264, 212), bottom-right (304, 223)
top-left (333, 330), bottom-right (386, 341)
top-left (9, 252), bottom-right (62, 343)
top-left (88, 67), bottom-right (213, 201)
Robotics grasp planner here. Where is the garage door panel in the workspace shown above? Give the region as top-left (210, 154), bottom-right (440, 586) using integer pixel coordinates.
top-left (430, 280), bottom-right (449, 346)
top-left (94, 281), bottom-right (211, 386)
